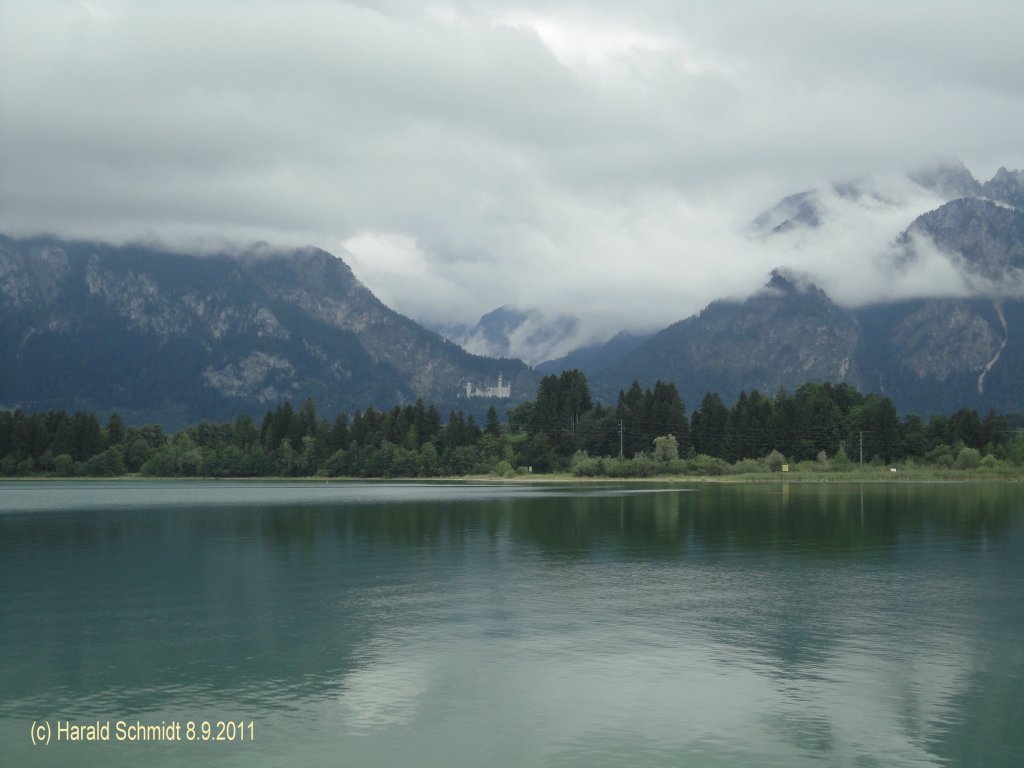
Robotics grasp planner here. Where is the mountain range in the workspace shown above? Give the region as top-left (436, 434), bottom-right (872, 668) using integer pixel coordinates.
top-left (2, 159), bottom-right (1022, 426)
top-left (0, 237), bottom-right (535, 426)
top-left (586, 270), bottom-right (1023, 416)
top-left (566, 162), bottom-right (1024, 415)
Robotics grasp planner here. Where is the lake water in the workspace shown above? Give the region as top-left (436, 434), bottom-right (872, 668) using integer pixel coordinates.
top-left (1, 480), bottom-right (1022, 767)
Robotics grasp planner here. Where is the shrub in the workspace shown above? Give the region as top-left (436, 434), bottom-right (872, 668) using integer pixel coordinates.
top-left (979, 454), bottom-right (999, 471)
top-left (493, 460), bottom-right (515, 478)
top-left (925, 444), bottom-right (955, 467)
top-left (765, 449), bottom-right (786, 472)
top-left (731, 458), bottom-right (762, 475)
top-left (318, 449), bottom-right (349, 477)
top-left (600, 457), bottom-right (626, 476)
top-left (954, 447), bottom-right (981, 470)
top-left (84, 446), bottom-right (126, 476)
top-left (652, 434), bottom-right (679, 462)
top-left (832, 446), bottom-right (851, 470)
top-left (570, 450), bottom-right (602, 477)
top-left (53, 453), bottom-right (74, 476)
top-left (666, 458), bottom-right (689, 475)
top-left (688, 454), bottom-right (731, 476)
top-left (622, 454), bottom-right (659, 477)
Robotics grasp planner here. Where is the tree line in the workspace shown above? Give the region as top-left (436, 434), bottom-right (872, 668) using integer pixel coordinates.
top-left (1, 371), bottom-right (1021, 478)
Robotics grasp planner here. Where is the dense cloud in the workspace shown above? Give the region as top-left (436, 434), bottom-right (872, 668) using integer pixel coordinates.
top-left (2, 0), bottom-right (1023, 338)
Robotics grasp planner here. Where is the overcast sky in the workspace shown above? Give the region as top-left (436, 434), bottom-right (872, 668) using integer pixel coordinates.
top-left (2, 0), bottom-right (1023, 341)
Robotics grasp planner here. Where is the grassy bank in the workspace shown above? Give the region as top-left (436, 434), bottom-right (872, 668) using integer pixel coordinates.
top-left (5, 467), bottom-right (1021, 484)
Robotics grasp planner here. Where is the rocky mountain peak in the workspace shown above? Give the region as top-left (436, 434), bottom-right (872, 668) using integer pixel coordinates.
top-left (904, 198), bottom-right (1024, 282)
top-left (752, 191), bottom-right (821, 234)
top-left (764, 267), bottom-right (819, 296)
top-left (982, 167), bottom-right (1024, 209)
top-left (908, 156), bottom-right (981, 199)
top-left (0, 235), bottom-right (536, 425)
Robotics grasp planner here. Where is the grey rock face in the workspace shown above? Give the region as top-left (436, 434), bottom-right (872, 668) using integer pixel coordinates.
top-left (908, 157), bottom-right (982, 199)
top-left (982, 167), bottom-right (1024, 209)
top-left (889, 300), bottom-right (1003, 381)
top-left (596, 270), bottom-right (864, 404)
top-left (0, 236), bottom-right (535, 425)
top-left (903, 198), bottom-right (1024, 282)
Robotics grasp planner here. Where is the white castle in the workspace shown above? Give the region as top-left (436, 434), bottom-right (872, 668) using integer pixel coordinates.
top-left (464, 373), bottom-right (511, 399)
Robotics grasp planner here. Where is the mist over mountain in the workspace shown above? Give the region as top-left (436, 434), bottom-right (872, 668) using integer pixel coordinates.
top-left (907, 156), bottom-right (984, 200)
top-left (459, 160), bottom-right (1002, 371)
top-left (0, 236), bottom-right (535, 427)
top-left (550, 161), bottom-right (1024, 415)
top-left (4, 159), bottom-right (1023, 425)
top-left (752, 157), bottom-right (981, 238)
top-left (436, 305), bottom-right (589, 367)
top-left (898, 198), bottom-right (1024, 284)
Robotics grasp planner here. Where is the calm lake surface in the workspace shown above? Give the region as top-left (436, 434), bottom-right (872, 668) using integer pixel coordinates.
top-left (1, 480), bottom-right (1021, 767)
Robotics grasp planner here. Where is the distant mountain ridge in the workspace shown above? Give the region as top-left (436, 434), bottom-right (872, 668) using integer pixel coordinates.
top-left (900, 198), bottom-right (1024, 283)
top-left (5, 160), bottom-right (1023, 425)
top-left (535, 330), bottom-right (653, 378)
top-left (982, 167), bottom-right (1024, 209)
top-left (437, 305), bottom-right (584, 366)
top-left (0, 236), bottom-right (536, 426)
top-left (751, 157), bottom-right (1018, 237)
top-left (563, 160), bottom-right (1024, 414)
top-left (588, 272), bottom-right (1022, 416)
top-left (591, 269), bottom-right (866, 405)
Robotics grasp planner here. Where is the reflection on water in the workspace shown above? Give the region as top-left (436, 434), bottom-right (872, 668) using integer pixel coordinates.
top-left (1, 481), bottom-right (1021, 767)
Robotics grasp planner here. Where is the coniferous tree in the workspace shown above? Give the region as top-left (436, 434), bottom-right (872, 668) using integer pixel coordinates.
top-left (616, 381), bottom-right (647, 458)
top-left (485, 405), bottom-right (501, 437)
top-left (949, 407), bottom-right (983, 448)
top-left (650, 380), bottom-right (688, 452)
top-left (71, 412), bottom-right (103, 461)
top-left (767, 389), bottom-right (796, 458)
top-left (329, 413), bottom-right (351, 453)
top-left (980, 409), bottom-right (1009, 448)
top-left (106, 413), bottom-right (126, 446)
top-left (11, 410), bottom-right (32, 459)
top-left (692, 391), bottom-right (729, 458)
top-left (531, 375), bottom-right (562, 440)
top-left (261, 401), bottom-right (294, 451)
top-left (558, 369), bottom-right (592, 443)
top-left (232, 414), bottom-right (259, 447)
top-left (0, 411), bottom-right (12, 457)
top-left (30, 413), bottom-right (51, 459)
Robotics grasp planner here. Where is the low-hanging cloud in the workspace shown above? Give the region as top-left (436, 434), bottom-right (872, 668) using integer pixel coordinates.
top-left (2, 0), bottom-right (1023, 342)
top-left (748, 175), bottom-right (979, 307)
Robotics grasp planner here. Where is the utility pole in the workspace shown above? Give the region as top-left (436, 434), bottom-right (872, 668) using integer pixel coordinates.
top-left (859, 431), bottom-right (864, 467)
top-left (619, 420), bottom-right (624, 460)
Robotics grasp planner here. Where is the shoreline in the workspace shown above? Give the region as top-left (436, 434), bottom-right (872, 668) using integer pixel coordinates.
top-left (2, 472), bottom-right (1021, 485)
